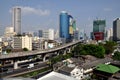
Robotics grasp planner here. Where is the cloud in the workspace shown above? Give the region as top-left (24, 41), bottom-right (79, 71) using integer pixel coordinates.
top-left (103, 8), bottom-right (112, 12)
top-left (10, 6), bottom-right (50, 16)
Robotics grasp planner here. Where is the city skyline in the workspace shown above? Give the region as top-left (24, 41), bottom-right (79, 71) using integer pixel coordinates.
top-left (0, 0), bottom-right (120, 37)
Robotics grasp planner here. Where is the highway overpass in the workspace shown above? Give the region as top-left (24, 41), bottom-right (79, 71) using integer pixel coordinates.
top-left (0, 40), bottom-right (81, 60)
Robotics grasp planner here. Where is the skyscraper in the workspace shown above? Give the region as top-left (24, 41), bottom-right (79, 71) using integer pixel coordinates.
top-left (59, 11), bottom-right (70, 42)
top-left (93, 20), bottom-right (106, 32)
top-left (69, 15), bottom-right (74, 36)
top-left (12, 7), bottom-right (21, 35)
top-left (38, 30), bottom-right (43, 37)
top-left (92, 19), bottom-right (106, 40)
top-left (72, 20), bottom-right (76, 31)
top-left (106, 28), bottom-right (113, 41)
top-left (113, 18), bottom-right (120, 41)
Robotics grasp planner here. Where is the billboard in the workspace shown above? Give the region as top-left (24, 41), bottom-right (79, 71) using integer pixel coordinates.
top-left (93, 32), bottom-right (104, 40)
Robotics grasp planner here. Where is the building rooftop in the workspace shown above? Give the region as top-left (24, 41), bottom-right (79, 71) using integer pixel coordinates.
top-left (61, 11), bottom-right (67, 13)
top-left (96, 64), bottom-right (120, 74)
top-left (111, 60), bottom-right (120, 67)
top-left (59, 66), bottom-right (74, 74)
top-left (81, 57), bottom-right (113, 69)
top-left (113, 72), bottom-right (120, 79)
top-left (37, 71), bottom-right (77, 80)
top-left (70, 58), bottom-right (84, 63)
top-left (2, 77), bottom-right (36, 80)
top-left (108, 77), bottom-right (118, 80)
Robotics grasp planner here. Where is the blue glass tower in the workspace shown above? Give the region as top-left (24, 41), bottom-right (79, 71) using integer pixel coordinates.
top-left (60, 11), bottom-right (70, 41)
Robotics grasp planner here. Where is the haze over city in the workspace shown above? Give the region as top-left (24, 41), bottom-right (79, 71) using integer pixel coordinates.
top-left (0, 0), bottom-right (120, 36)
top-left (1, 0), bottom-right (120, 80)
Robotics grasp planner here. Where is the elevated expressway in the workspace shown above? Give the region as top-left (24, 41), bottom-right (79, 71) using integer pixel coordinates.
top-left (0, 40), bottom-right (81, 70)
top-left (0, 40), bottom-right (81, 60)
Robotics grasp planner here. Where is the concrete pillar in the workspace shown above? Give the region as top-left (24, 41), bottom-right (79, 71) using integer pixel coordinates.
top-left (68, 48), bottom-right (71, 53)
top-left (14, 61), bottom-right (18, 69)
top-left (63, 49), bottom-right (67, 55)
top-left (11, 60), bottom-right (14, 64)
top-left (43, 55), bottom-right (46, 62)
top-left (57, 50), bottom-right (65, 55)
top-left (37, 55), bottom-right (42, 59)
top-left (57, 51), bottom-right (60, 55)
top-left (45, 41), bottom-right (48, 49)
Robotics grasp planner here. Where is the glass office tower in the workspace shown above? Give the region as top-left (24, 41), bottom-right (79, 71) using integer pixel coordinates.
top-left (59, 11), bottom-right (70, 42)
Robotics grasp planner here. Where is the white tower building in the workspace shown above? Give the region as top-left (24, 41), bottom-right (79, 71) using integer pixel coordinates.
top-left (4, 27), bottom-right (16, 37)
top-left (48, 29), bottom-right (54, 40)
top-left (42, 29), bottom-right (54, 40)
top-left (12, 7), bottom-right (21, 35)
top-left (106, 28), bottom-right (113, 41)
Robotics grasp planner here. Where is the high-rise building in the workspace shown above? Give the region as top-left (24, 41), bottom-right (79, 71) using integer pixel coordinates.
top-left (93, 20), bottom-right (106, 32)
top-left (38, 30), bottom-right (43, 37)
top-left (80, 29), bottom-right (85, 40)
top-left (5, 27), bottom-right (14, 34)
top-left (48, 29), bottom-right (54, 40)
top-left (42, 29), bottom-right (54, 40)
top-left (4, 27), bottom-right (16, 37)
top-left (69, 15), bottom-right (74, 36)
top-left (59, 11), bottom-right (70, 42)
top-left (106, 28), bottom-right (113, 41)
top-left (92, 19), bottom-right (106, 40)
top-left (113, 18), bottom-right (120, 41)
top-left (42, 30), bottom-right (49, 39)
top-left (12, 7), bottom-right (21, 35)
top-left (55, 30), bottom-right (59, 39)
top-left (33, 32), bottom-right (38, 37)
top-left (72, 20), bottom-right (76, 31)
top-left (73, 30), bottom-right (79, 40)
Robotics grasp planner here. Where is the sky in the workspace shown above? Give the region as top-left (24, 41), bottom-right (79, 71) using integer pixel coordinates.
top-left (0, 0), bottom-right (120, 36)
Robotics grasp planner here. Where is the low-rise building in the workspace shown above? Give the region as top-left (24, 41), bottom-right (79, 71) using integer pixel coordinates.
top-left (13, 35), bottom-right (32, 51)
top-left (93, 64), bottom-right (120, 79)
top-left (55, 57), bottom-right (113, 80)
top-left (38, 71), bottom-right (77, 80)
top-left (71, 67), bottom-right (84, 80)
top-left (111, 60), bottom-right (120, 68)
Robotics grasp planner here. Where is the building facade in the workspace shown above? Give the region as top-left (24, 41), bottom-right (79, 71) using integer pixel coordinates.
top-left (13, 35), bottom-right (32, 51)
top-left (4, 27), bottom-right (16, 37)
top-left (38, 30), bottom-right (43, 37)
top-left (92, 19), bottom-right (106, 40)
top-left (106, 28), bottom-right (113, 41)
top-left (42, 29), bottom-right (54, 40)
top-left (113, 18), bottom-right (120, 41)
top-left (48, 29), bottom-right (54, 40)
top-left (12, 7), bottom-right (21, 35)
top-left (59, 11), bottom-right (70, 42)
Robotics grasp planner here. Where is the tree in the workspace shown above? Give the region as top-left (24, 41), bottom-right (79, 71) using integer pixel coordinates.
top-left (23, 48), bottom-right (28, 51)
top-left (81, 44), bottom-right (105, 58)
top-left (73, 44), bottom-right (105, 58)
top-left (112, 51), bottom-right (120, 60)
top-left (72, 43), bottom-right (84, 56)
top-left (103, 41), bottom-right (117, 54)
top-left (6, 49), bottom-right (12, 53)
